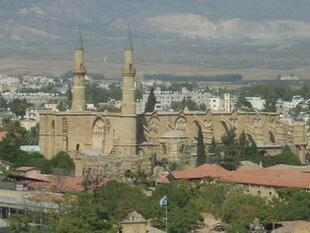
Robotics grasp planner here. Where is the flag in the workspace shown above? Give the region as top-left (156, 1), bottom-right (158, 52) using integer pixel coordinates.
top-left (160, 195), bottom-right (167, 207)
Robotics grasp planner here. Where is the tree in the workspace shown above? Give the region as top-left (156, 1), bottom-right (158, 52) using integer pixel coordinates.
top-left (207, 137), bottom-right (220, 164)
top-left (10, 214), bottom-right (31, 233)
top-left (272, 189), bottom-right (310, 221)
top-left (263, 99), bottom-right (276, 112)
top-left (196, 124), bottom-right (206, 166)
top-left (24, 124), bottom-right (39, 145)
top-left (48, 204), bottom-right (118, 233)
top-left (9, 99), bottom-right (30, 117)
top-left (0, 95), bottom-right (8, 109)
top-left (151, 182), bottom-right (203, 233)
top-left (1, 118), bottom-right (27, 142)
top-left (219, 128), bottom-right (240, 170)
top-left (145, 87), bottom-right (157, 112)
top-left (93, 180), bottom-right (151, 220)
top-left (50, 151), bottom-right (75, 175)
top-left (222, 194), bottom-right (273, 233)
top-left (192, 183), bottom-right (236, 218)
top-left (236, 96), bottom-right (253, 111)
top-left (263, 146), bottom-right (301, 167)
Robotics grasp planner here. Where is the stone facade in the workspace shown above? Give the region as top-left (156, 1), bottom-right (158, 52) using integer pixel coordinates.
top-left (39, 40), bottom-right (308, 178)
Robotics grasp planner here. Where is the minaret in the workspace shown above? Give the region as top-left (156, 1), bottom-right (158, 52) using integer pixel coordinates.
top-left (71, 28), bottom-right (86, 111)
top-left (122, 43), bottom-right (136, 115)
top-left (119, 28), bottom-right (137, 155)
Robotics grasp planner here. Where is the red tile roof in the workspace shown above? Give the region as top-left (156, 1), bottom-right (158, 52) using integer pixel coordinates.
top-left (0, 131), bottom-right (7, 142)
top-left (172, 164), bottom-right (228, 180)
top-left (170, 164), bottom-right (310, 190)
top-left (25, 174), bottom-right (84, 192)
top-left (24, 174), bottom-right (109, 193)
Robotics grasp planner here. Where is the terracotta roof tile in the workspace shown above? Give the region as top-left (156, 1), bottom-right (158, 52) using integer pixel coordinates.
top-left (171, 164), bottom-right (310, 189)
top-left (0, 131), bottom-right (7, 142)
top-left (172, 164), bottom-right (228, 180)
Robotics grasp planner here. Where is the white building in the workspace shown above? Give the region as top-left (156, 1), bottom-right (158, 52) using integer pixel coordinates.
top-left (245, 97), bottom-right (266, 111)
top-left (44, 103), bottom-right (59, 112)
top-left (277, 96), bottom-right (304, 111)
top-left (142, 87), bottom-right (234, 112)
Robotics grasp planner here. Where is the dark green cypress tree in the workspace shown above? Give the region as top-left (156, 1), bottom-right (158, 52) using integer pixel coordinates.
top-left (145, 87), bottom-right (156, 112)
top-left (196, 124), bottom-right (206, 166)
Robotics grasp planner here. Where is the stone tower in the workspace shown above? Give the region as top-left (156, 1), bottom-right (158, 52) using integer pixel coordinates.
top-left (71, 29), bottom-right (86, 111)
top-left (118, 35), bottom-right (137, 156)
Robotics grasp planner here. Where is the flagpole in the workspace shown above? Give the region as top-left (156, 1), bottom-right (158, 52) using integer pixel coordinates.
top-left (165, 198), bottom-right (168, 233)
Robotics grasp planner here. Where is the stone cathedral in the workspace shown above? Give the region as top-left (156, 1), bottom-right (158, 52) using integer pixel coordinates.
top-left (39, 35), bottom-right (307, 178)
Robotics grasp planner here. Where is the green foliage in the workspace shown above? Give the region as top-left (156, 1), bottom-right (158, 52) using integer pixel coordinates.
top-left (1, 118), bottom-right (27, 142)
top-left (272, 189), bottom-right (310, 221)
top-left (171, 99), bottom-right (205, 111)
top-left (191, 183), bottom-right (237, 218)
top-left (238, 131), bottom-right (262, 163)
top-left (9, 99), bottom-right (31, 117)
top-left (49, 151), bottom-right (75, 175)
top-left (263, 99), bottom-right (277, 112)
top-left (214, 128), bottom-right (301, 170)
top-left (145, 87), bottom-right (157, 112)
top-left (236, 96), bottom-right (253, 111)
top-left (124, 169), bottom-right (153, 187)
top-left (207, 138), bottom-right (221, 164)
top-left (93, 180), bottom-right (151, 220)
top-left (19, 83), bottom-right (58, 94)
top-left (219, 128), bottom-right (240, 170)
top-left (151, 182), bottom-right (203, 233)
top-left (24, 124), bottom-right (39, 145)
top-left (0, 95), bottom-right (8, 109)
top-left (167, 82), bottom-right (195, 92)
top-left (169, 161), bottom-right (182, 171)
top-left (85, 84), bottom-right (121, 105)
top-left (196, 124), bottom-right (206, 166)
top-left (239, 83), bottom-right (292, 103)
top-left (0, 118), bottom-right (74, 174)
top-left (222, 127), bottom-right (236, 146)
top-left (10, 214), bottom-right (31, 233)
top-left (50, 205), bottom-right (118, 233)
top-left (262, 146), bottom-right (302, 167)
top-left (222, 194), bottom-right (272, 233)
top-left (8, 181), bottom-right (310, 233)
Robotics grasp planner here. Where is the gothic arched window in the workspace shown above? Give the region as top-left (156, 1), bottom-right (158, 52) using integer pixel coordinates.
top-left (175, 117), bottom-right (187, 131)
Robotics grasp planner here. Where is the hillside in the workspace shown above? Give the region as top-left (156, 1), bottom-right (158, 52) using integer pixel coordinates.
top-left (1, 0), bottom-right (310, 79)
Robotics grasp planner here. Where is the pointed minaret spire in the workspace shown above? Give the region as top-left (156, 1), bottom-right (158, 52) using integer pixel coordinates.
top-left (127, 24), bottom-right (133, 51)
top-left (75, 26), bottom-right (84, 50)
top-left (71, 26), bottom-right (86, 111)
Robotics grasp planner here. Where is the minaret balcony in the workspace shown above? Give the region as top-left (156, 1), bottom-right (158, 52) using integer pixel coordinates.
top-left (122, 67), bottom-right (136, 76)
top-left (73, 67), bottom-right (86, 75)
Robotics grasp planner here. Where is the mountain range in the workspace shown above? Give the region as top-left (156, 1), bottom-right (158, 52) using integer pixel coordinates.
top-left (1, 0), bottom-right (310, 79)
